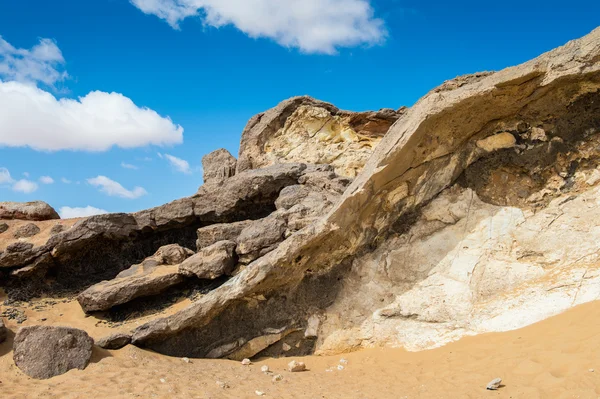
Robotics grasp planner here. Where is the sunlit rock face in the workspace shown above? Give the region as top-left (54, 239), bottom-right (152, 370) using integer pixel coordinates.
top-left (237, 96), bottom-right (404, 178)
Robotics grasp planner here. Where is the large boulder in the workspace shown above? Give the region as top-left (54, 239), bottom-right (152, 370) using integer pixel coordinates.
top-left (196, 220), bottom-right (253, 251)
top-left (77, 244), bottom-right (193, 312)
top-left (236, 96), bottom-right (404, 177)
top-left (0, 201), bottom-right (60, 221)
top-left (13, 326), bottom-right (94, 379)
top-left (202, 148), bottom-right (237, 184)
top-left (179, 240), bottom-right (237, 279)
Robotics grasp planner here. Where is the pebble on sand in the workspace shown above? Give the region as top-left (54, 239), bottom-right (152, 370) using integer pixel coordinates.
top-left (272, 374), bottom-right (283, 382)
top-left (261, 365), bottom-right (270, 373)
top-left (288, 360), bottom-right (306, 372)
top-left (486, 378), bottom-right (502, 390)
top-left (216, 381), bottom-right (229, 389)
top-left (255, 390), bottom-right (266, 396)
top-left (241, 358), bottom-right (252, 366)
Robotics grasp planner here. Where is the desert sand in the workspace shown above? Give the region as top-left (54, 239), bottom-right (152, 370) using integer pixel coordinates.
top-left (2, 298), bottom-right (600, 398)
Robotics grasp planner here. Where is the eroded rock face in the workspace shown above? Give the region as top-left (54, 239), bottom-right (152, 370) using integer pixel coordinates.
top-left (237, 96), bottom-right (404, 177)
top-left (77, 244), bottom-right (194, 312)
top-left (13, 326), bottom-right (94, 379)
top-left (196, 220), bottom-right (252, 251)
top-left (202, 148), bottom-right (237, 184)
top-left (0, 201), bottom-right (60, 221)
top-left (130, 28), bottom-right (600, 358)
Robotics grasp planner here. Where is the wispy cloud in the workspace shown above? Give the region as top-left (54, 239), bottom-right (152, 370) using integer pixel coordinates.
top-left (61, 177), bottom-right (72, 184)
top-left (130, 0), bottom-right (386, 54)
top-left (39, 175), bottom-right (54, 184)
top-left (161, 153), bottom-right (192, 174)
top-left (87, 175), bottom-right (147, 199)
top-left (59, 205), bottom-right (109, 219)
top-left (121, 162), bottom-right (139, 170)
top-left (0, 167), bottom-right (13, 184)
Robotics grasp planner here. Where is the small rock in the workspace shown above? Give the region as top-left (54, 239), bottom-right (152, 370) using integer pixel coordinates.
top-left (586, 169), bottom-right (600, 186)
top-left (589, 368), bottom-right (595, 372)
top-left (13, 223), bottom-right (41, 238)
top-left (96, 333), bottom-right (131, 350)
top-left (337, 365), bottom-right (345, 370)
top-left (50, 224), bottom-right (65, 235)
top-left (261, 365), bottom-right (270, 373)
top-left (486, 378), bottom-right (502, 390)
top-left (0, 223), bottom-right (8, 234)
top-left (282, 342), bottom-right (292, 352)
top-left (255, 391), bottom-right (266, 396)
top-left (0, 318), bottom-right (7, 344)
top-left (288, 360), bottom-right (306, 372)
top-left (272, 374), bottom-right (283, 382)
top-left (340, 358), bottom-right (348, 364)
top-left (182, 357), bottom-right (191, 364)
top-left (160, 378), bottom-right (166, 383)
top-left (216, 381), bottom-right (229, 389)
top-left (241, 358), bottom-right (252, 366)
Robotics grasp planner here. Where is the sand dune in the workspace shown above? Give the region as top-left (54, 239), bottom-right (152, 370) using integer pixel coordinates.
top-left (2, 299), bottom-right (600, 398)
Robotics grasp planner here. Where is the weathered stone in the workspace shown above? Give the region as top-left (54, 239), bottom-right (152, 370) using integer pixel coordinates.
top-left (13, 223), bottom-right (41, 238)
top-left (0, 318), bottom-right (7, 343)
top-left (202, 148), bottom-right (237, 184)
top-left (179, 240), bottom-right (236, 279)
top-left (50, 224), bottom-right (66, 235)
top-left (228, 334), bottom-right (283, 361)
top-left (0, 222), bottom-right (8, 234)
top-left (236, 215), bottom-right (286, 263)
top-left (96, 333), bottom-right (132, 350)
top-left (77, 245), bottom-right (193, 312)
top-left (476, 132), bottom-right (516, 152)
top-left (275, 185), bottom-right (311, 210)
top-left (13, 326), bottom-right (94, 379)
top-left (304, 315), bottom-right (320, 339)
top-left (236, 97), bottom-right (403, 177)
top-left (0, 201), bottom-right (60, 221)
top-left (486, 378), bottom-right (503, 390)
top-left (196, 220), bottom-right (252, 251)
top-left (288, 360), bottom-right (306, 372)
top-left (6, 242), bottom-right (34, 252)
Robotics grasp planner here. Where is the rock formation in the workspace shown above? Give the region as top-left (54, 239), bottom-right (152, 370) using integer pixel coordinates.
top-left (1, 27), bottom-right (599, 368)
top-left (0, 201), bottom-right (60, 221)
top-left (236, 96), bottom-right (404, 177)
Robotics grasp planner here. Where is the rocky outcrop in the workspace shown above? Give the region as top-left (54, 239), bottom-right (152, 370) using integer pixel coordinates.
top-left (202, 148), bottom-right (237, 184)
top-left (13, 223), bottom-right (41, 238)
top-left (236, 96), bottom-right (404, 177)
top-left (77, 244), bottom-right (193, 312)
top-left (129, 28), bottom-right (600, 358)
top-left (0, 201), bottom-right (60, 221)
top-left (13, 326), bottom-right (94, 379)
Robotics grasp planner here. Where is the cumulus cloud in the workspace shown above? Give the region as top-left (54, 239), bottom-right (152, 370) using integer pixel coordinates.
top-left (163, 153), bottom-right (192, 174)
top-left (130, 0), bottom-right (386, 54)
top-left (0, 37), bottom-right (184, 152)
top-left (59, 205), bottom-right (109, 219)
top-left (0, 36), bottom-right (67, 87)
top-left (121, 162), bottom-right (139, 170)
top-left (87, 175), bottom-right (148, 199)
top-left (39, 175), bottom-right (54, 184)
top-left (12, 179), bottom-right (38, 193)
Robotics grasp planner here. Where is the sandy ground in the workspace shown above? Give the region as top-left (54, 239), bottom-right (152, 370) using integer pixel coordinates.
top-left (0, 218), bottom-right (80, 252)
top-left (2, 300), bottom-right (600, 398)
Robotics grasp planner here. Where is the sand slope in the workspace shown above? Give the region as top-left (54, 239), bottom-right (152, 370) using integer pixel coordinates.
top-left (2, 300), bottom-right (600, 398)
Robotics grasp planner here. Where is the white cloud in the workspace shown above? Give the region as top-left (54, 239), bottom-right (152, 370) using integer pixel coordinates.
top-left (12, 179), bottom-right (38, 193)
top-left (22, 171), bottom-right (29, 177)
top-left (0, 36), bottom-right (67, 87)
top-left (0, 167), bottom-right (13, 184)
top-left (39, 175), bottom-right (54, 184)
top-left (130, 0), bottom-right (386, 54)
top-left (0, 37), bottom-right (184, 152)
top-left (59, 205), bottom-right (109, 219)
top-left (121, 162), bottom-right (139, 170)
top-left (61, 177), bottom-right (72, 184)
top-left (0, 81), bottom-right (184, 151)
top-left (164, 153), bottom-right (191, 174)
top-left (87, 175), bottom-right (147, 199)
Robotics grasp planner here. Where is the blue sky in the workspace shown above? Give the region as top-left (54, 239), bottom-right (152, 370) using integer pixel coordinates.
top-left (0, 0), bottom-right (598, 217)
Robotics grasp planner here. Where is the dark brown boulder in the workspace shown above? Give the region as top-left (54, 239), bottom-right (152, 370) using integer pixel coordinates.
top-left (96, 333), bottom-right (131, 350)
top-left (13, 326), bottom-right (94, 379)
top-left (13, 223), bottom-right (41, 238)
top-left (0, 318), bottom-right (7, 344)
